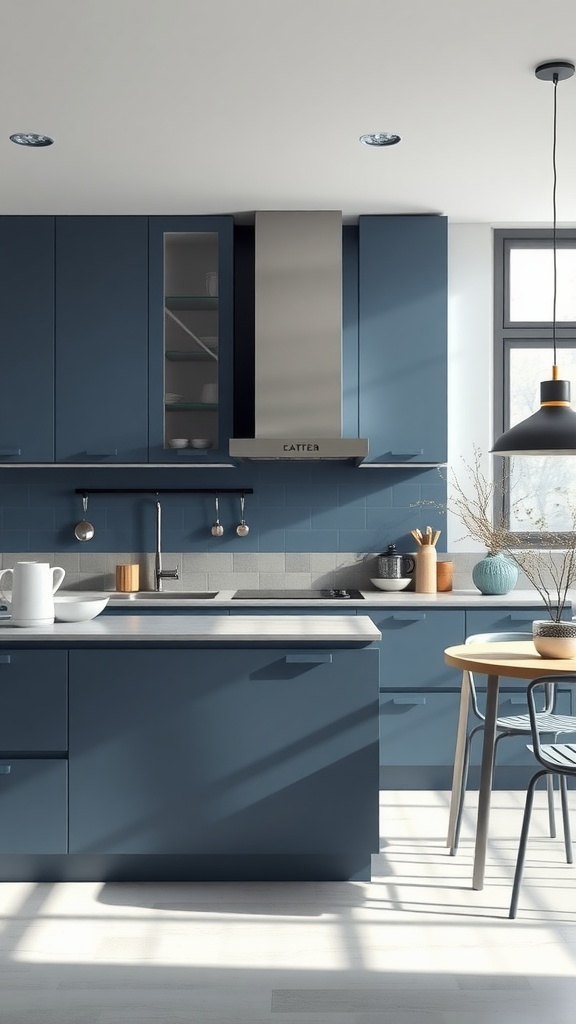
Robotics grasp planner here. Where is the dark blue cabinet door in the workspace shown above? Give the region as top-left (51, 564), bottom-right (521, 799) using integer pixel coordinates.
top-left (368, 607), bottom-right (465, 690)
top-left (55, 217), bottom-right (149, 462)
top-left (0, 650), bottom-right (67, 752)
top-left (148, 216), bottom-right (234, 463)
top-left (0, 217), bottom-right (54, 462)
top-left (0, 760), bottom-right (67, 853)
top-left (68, 648), bottom-right (379, 860)
top-left (358, 215), bottom-right (448, 464)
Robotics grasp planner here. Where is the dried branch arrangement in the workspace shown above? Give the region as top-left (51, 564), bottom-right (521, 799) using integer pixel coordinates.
top-left (416, 445), bottom-right (576, 622)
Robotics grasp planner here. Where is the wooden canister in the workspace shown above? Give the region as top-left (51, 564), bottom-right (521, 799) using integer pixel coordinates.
top-left (436, 560), bottom-right (454, 592)
top-left (116, 563), bottom-right (140, 593)
top-left (415, 545), bottom-right (437, 594)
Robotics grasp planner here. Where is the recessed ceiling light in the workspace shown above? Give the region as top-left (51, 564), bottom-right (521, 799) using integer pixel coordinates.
top-left (359, 132), bottom-right (401, 147)
top-left (9, 133), bottom-right (54, 147)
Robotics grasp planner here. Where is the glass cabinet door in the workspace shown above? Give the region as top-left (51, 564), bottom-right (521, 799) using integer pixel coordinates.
top-left (148, 216), bottom-right (234, 463)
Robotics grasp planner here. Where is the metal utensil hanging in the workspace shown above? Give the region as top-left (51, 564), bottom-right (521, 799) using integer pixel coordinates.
top-left (236, 494), bottom-right (249, 537)
top-left (74, 493), bottom-right (95, 542)
top-left (210, 495), bottom-right (224, 537)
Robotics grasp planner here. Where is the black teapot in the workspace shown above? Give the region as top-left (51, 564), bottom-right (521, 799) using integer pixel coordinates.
top-left (378, 544), bottom-right (415, 580)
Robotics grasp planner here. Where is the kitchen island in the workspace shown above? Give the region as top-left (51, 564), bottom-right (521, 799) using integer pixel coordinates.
top-left (0, 614), bottom-right (380, 883)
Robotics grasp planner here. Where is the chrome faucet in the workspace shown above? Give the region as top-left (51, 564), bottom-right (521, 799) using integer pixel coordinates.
top-left (155, 500), bottom-right (179, 592)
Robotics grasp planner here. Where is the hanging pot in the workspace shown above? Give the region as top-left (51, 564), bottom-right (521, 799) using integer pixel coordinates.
top-left (471, 552), bottom-right (518, 595)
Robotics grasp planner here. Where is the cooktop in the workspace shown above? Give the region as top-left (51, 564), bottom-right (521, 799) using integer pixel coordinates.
top-left (232, 589), bottom-right (364, 600)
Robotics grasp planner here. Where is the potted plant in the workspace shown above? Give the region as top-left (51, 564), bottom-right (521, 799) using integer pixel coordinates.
top-left (418, 447), bottom-right (576, 656)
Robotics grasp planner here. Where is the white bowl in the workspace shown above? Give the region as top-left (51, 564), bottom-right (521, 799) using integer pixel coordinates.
top-left (190, 438), bottom-right (213, 449)
top-left (370, 578), bottom-right (411, 592)
top-left (54, 594), bottom-right (110, 622)
top-left (168, 438), bottom-right (188, 449)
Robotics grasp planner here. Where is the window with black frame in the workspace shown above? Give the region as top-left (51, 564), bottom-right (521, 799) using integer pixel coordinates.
top-left (494, 228), bottom-right (576, 538)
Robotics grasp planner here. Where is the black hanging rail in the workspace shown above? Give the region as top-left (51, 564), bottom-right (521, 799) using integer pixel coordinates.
top-left (75, 488), bottom-right (253, 495)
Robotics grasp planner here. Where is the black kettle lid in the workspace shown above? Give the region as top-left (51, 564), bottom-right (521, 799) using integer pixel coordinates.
top-left (380, 543), bottom-right (398, 556)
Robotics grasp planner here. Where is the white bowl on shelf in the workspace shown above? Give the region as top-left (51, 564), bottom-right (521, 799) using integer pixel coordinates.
top-left (168, 438), bottom-right (188, 449)
top-left (54, 594), bottom-right (110, 622)
top-left (190, 438), bottom-right (213, 449)
top-left (370, 578), bottom-right (411, 592)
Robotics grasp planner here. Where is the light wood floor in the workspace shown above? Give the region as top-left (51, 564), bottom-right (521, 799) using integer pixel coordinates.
top-left (2, 789), bottom-right (576, 1023)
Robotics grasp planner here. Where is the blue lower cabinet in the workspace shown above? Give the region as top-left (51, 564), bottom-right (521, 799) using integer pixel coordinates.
top-left (380, 691), bottom-right (459, 765)
top-left (0, 651), bottom-right (67, 752)
top-left (465, 608), bottom-right (558, 635)
top-left (68, 647), bottom-right (379, 879)
top-left (0, 760), bottom-right (67, 853)
top-left (368, 607), bottom-right (465, 688)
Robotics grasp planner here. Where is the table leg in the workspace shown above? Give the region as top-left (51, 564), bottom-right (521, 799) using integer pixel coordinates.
top-left (447, 671), bottom-right (471, 850)
top-left (472, 672), bottom-right (500, 890)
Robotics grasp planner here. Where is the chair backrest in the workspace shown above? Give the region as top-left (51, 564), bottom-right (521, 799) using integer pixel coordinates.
top-left (464, 631), bottom-right (532, 719)
top-left (527, 676), bottom-right (576, 773)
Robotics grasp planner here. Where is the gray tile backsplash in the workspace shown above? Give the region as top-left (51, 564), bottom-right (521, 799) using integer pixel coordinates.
top-left (0, 550), bottom-right (512, 592)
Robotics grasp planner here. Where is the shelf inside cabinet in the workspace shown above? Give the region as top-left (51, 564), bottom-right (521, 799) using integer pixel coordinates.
top-left (165, 402), bottom-right (218, 411)
top-left (165, 350), bottom-right (215, 362)
top-left (165, 296), bottom-right (218, 311)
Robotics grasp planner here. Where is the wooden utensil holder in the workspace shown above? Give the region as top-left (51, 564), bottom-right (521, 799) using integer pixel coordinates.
top-left (116, 563), bottom-right (140, 593)
top-left (415, 545), bottom-right (437, 593)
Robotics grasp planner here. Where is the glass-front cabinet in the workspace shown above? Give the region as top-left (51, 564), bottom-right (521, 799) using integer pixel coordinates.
top-left (148, 216), bottom-right (234, 463)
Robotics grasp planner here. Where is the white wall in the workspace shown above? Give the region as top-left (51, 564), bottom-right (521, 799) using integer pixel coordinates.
top-left (447, 223), bottom-right (494, 551)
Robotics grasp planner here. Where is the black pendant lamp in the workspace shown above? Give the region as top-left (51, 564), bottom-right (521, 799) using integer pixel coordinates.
top-left (492, 59), bottom-right (576, 456)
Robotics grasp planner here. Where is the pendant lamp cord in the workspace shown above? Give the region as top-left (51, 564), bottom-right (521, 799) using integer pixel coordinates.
top-left (552, 72), bottom-right (559, 367)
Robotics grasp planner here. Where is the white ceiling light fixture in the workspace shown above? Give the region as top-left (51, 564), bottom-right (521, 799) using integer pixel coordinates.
top-left (359, 132), bottom-right (401, 147)
top-left (9, 133), bottom-right (54, 147)
top-left (492, 59), bottom-right (576, 456)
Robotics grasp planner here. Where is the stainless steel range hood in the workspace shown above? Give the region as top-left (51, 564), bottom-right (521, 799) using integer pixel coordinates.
top-left (229, 211), bottom-right (368, 462)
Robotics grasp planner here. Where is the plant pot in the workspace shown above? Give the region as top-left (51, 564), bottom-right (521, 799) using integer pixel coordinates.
top-left (471, 552), bottom-right (518, 595)
top-left (532, 619), bottom-right (576, 659)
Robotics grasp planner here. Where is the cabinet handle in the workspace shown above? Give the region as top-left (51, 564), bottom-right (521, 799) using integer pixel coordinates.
top-left (507, 615), bottom-right (536, 623)
top-left (0, 449), bottom-right (22, 456)
top-left (507, 696), bottom-right (527, 705)
top-left (0, 655), bottom-right (11, 664)
top-left (284, 653), bottom-right (333, 664)
top-left (391, 696), bottom-right (427, 705)
top-left (83, 449), bottom-right (118, 457)
top-left (390, 612), bottom-right (426, 621)
top-left (0, 765), bottom-right (11, 774)
top-left (388, 450), bottom-right (424, 458)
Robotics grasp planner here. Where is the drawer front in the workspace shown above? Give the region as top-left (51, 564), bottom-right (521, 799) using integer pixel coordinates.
top-left (465, 608), bottom-right (569, 636)
top-left (379, 691), bottom-right (459, 765)
top-left (0, 760), bottom-right (67, 853)
top-left (369, 609), bottom-right (465, 689)
top-left (0, 651), bottom-right (68, 751)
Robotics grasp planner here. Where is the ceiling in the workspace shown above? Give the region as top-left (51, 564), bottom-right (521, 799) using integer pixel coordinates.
top-left (3, 0), bottom-right (576, 223)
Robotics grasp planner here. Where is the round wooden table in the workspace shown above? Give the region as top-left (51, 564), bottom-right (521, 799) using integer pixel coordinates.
top-left (444, 641), bottom-right (576, 889)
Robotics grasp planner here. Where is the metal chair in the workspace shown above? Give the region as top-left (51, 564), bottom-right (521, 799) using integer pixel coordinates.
top-left (509, 675), bottom-right (576, 918)
top-left (451, 631), bottom-right (576, 855)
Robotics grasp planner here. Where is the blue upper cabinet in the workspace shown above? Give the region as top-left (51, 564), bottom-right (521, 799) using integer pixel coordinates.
top-left (358, 215), bottom-right (448, 465)
top-left (0, 217), bottom-right (55, 462)
top-left (55, 217), bottom-right (149, 463)
top-left (148, 216), bottom-right (234, 463)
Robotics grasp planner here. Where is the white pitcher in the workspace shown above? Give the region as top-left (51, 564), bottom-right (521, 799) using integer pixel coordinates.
top-left (0, 561), bottom-right (65, 627)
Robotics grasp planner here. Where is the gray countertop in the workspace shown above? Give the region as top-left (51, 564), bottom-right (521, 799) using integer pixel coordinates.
top-left (0, 614), bottom-right (382, 644)
top-left (103, 588), bottom-right (569, 610)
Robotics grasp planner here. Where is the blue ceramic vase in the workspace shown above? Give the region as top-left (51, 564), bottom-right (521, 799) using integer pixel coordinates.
top-left (472, 552), bottom-right (518, 595)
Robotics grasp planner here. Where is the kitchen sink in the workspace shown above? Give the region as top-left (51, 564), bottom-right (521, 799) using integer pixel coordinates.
top-left (112, 591), bottom-right (219, 600)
